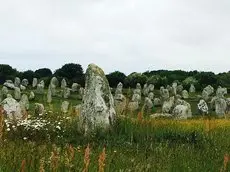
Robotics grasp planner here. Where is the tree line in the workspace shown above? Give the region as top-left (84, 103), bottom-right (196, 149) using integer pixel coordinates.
top-left (0, 63), bottom-right (230, 91)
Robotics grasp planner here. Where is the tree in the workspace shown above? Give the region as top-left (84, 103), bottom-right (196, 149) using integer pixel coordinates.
top-left (35, 68), bottom-right (52, 78)
top-left (124, 72), bottom-right (147, 88)
top-left (106, 71), bottom-right (126, 88)
top-left (195, 72), bottom-right (218, 89)
top-left (0, 64), bottom-right (18, 84)
top-left (20, 70), bottom-right (36, 84)
top-left (54, 63), bottom-right (84, 85)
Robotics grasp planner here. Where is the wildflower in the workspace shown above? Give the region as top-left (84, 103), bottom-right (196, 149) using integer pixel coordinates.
top-left (23, 137), bottom-right (28, 140)
top-left (7, 128), bottom-right (10, 131)
top-left (56, 126), bottom-right (61, 130)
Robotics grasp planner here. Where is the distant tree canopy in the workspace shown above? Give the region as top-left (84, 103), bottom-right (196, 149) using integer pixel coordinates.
top-left (35, 68), bottom-right (53, 78)
top-left (0, 63), bottom-right (229, 90)
top-left (54, 63), bottom-right (84, 86)
top-left (106, 71), bottom-right (126, 88)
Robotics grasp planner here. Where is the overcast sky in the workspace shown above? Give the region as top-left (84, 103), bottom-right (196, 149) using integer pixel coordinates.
top-left (0, 0), bottom-right (230, 74)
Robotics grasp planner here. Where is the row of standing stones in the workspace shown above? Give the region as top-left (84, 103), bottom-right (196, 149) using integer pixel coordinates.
top-left (0, 64), bottom-right (230, 133)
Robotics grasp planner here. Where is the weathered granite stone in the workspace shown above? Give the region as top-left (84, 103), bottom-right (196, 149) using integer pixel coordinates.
top-left (47, 85), bottom-right (52, 103)
top-left (29, 91), bottom-right (35, 100)
top-left (80, 64), bottom-right (116, 133)
top-left (20, 94), bottom-right (29, 110)
top-left (63, 87), bottom-right (71, 99)
top-left (1, 97), bottom-right (22, 120)
top-left (21, 79), bottom-right (29, 87)
top-left (189, 84), bottom-right (196, 93)
top-left (153, 98), bottom-right (161, 106)
top-left (32, 78), bottom-right (38, 88)
top-left (172, 104), bottom-right (192, 119)
top-left (72, 83), bottom-right (79, 92)
top-left (182, 90), bottom-right (189, 99)
top-left (14, 77), bottom-right (21, 87)
top-left (37, 80), bottom-right (45, 94)
top-left (197, 99), bottom-right (209, 115)
top-left (2, 86), bottom-right (8, 96)
top-left (20, 85), bottom-right (26, 91)
top-left (172, 82), bottom-right (177, 95)
top-left (162, 96), bottom-right (175, 113)
top-left (202, 85), bottom-right (214, 101)
top-left (148, 92), bottom-right (154, 100)
top-left (177, 85), bottom-right (183, 94)
top-left (61, 101), bottom-right (69, 113)
top-left (144, 97), bottom-right (153, 109)
top-left (14, 87), bottom-right (21, 100)
top-left (61, 78), bottom-right (67, 89)
top-left (34, 103), bottom-right (45, 116)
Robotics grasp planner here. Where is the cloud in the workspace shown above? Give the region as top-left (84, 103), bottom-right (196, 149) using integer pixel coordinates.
top-left (0, 0), bottom-right (229, 74)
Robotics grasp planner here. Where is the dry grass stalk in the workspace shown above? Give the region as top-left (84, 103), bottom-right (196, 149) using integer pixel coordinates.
top-left (39, 157), bottom-right (45, 172)
top-left (220, 153), bottom-right (230, 172)
top-left (98, 147), bottom-right (106, 172)
top-left (83, 144), bottom-right (90, 172)
top-left (137, 112), bottom-right (143, 123)
top-left (20, 159), bottom-right (26, 172)
top-left (50, 145), bottom-right (60, 172)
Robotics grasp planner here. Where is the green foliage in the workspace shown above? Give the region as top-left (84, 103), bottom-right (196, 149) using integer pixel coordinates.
top-left (106, 71), bottom-right (126, 88)
top-left (0, 64), bottom-right (18, 84)
top-left (54, 63), bottom-right (84, 86)
top-left (124, 72), bottom-right (147, 88)
top-left (35, 68), bottom-right (53, 78)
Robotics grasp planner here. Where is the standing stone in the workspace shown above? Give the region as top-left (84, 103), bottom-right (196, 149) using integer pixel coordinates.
top-left (32, 78), bottom-right (38, 88)
top-left (148, 84), bottom-right (154, 92)
top-left (216, 86), bottom-right (227, 98)
top-left (21, 79), bottom-right (29, 87)
top-left (2, 86), bottom-right (8, 96)
top-left (1, 97), bottom-right (22, 120)
top-left (34, 103), bottom-right (45, 116)
top-left (136, 83), bottom-right (142, 90)
top-left (189, 84), bottom-right (196, 93)
top-left (215, 98), bottom-right (227, 117)
top-left (197, 99), bottom-right (209, 115)
top-left (148, 92), bottom-right (154, 100)
top-left (162, 96), bottom-right (175, 113)
top-left (115, 82), bottom-right (123, 95)
top-left (37, 80), bottom-right (45, 94)
top-left (144, 97), bottom-right (153, 109)
top-left (114, 83), bottom-right (126, 114)
top-left (172, 82), bottom-right (177, 95)
top-left (143, 84), bottom-right (149, 97)
top-left (47, 85), bottom-right (52, 103)
top-left (160, 87), bottom-right (169, 101)
top-left (202, 85), bottom-right (214, 101)
top-left (29, 91), bottom-right (35, 100)
top-left (172, 104), bottom-right (192, 119)
top-left (72, 83), bottom-right (79, 92)
top-left (14, 77), bottom-right (21, 87)
top-left (20, 85), bottom-right (26, 91)
top-left (20, 94), bottom-right (29, 110)
top-left (131, 83), bottom-right (142, 104)
top-left (50, 77), bottom-right (59, 87)
top-left (153, 98), bottom-right (161, 106)
top-left (14, 87), bottom-right (21, 100)
top-left (79, 87), bottom-right (85, 100)
top-left (80, 64), bottom-right (116, 133)
top-left (182, 90), bottom-right (189, 99)
top-left (177, 85), bottom-right (183, 94)
top-left (61, 78), bottom-right (67, 89)
top-left (226, 98), bottom-right (230, 114)
top-left (61, 101), bottom-right (69, 113)
top-left (63, 87), bottom-right (71, 99)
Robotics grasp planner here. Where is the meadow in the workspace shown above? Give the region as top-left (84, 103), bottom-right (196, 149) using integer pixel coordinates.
top-left (1, 87), bottom-right (230, 171)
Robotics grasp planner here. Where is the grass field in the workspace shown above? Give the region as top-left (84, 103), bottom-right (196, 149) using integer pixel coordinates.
top-left (1, 87), bottom-right (230, 171)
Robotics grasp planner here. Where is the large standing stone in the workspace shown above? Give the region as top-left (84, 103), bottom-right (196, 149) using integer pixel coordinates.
top-left (216, 86), bottom-right (227, 98)
top-left (72, 83), bottom-right (79, 92)
top-left (61, 78), bottom-right (67, 89)
top-left (115, 82), bottom-right (123, 95)
top-left (148, 84), bottom-right (154, 92)
top-left (14, 77), bottom-right (21, 87)
top-left (153, 98), bottom-right (161, 106)
top-left (80, 64), bottom-right (116, 133)
top-left (131, 83), bottom-right (142, 104)
top-left (177, 85), bottom-right (183, 94)
top-left (114, 82), bottom-right (126, 113)
top-left (197, 99), bottom-right (209, 115)
top-left (21, 79), bottom-right (29, 87)
top-left (20, 85), bottom-right (26, 91)
top-left (14, 87), bottom-right (21, 100)
top-left (1, 97), bottom-right (22, 120)
top-left (143, 84), bottom-right (149, 97)
top-left (3, 80), bottom-right (15, 89)
top-left (61, 101), bottom-right (69, 113)
top-left (50, 77), bottom-right (59, 87)
top-left (144, 97), bottom-right (153, 109)
top-left (148, 92), bottom-right (154, 100)
top-left (32, 78), bottom-right (38, 88)
top-left (34, 103), bottom-right (45, 116)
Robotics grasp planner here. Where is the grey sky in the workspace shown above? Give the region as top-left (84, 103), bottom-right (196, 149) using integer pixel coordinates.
top-left (0, 0), bottom-right (230, 74)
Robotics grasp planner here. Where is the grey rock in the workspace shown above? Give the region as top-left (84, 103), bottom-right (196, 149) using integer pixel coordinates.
top-left (61, 101), bottom-right (69, 113)
top-left (1, 97), bottom-right (22, 120)
top-left (14, 87), bottom-right (21, 100)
